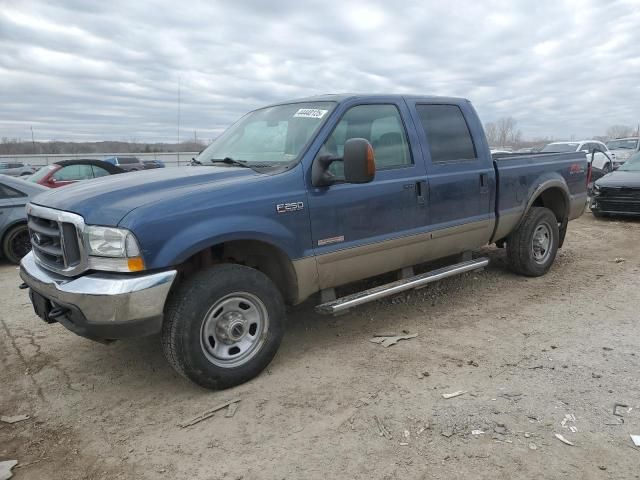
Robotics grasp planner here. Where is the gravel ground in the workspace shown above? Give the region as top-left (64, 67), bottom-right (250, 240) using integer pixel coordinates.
top-left (1, 212), bottom-right (639, 480)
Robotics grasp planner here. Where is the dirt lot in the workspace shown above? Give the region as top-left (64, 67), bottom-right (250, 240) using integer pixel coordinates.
top-left (1, 212), bottom-right (639, 480)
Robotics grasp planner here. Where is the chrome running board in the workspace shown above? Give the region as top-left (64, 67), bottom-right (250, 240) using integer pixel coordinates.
top-left (315, 257), bottom-right (489, 315)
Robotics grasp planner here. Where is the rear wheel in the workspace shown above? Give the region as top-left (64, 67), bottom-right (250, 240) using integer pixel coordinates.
top-left (162, 264), bottom-right (285, 390)
top-left (2, 224), bottom-right (31, 264)
top-left (507, 207), bottom-right (559, 277)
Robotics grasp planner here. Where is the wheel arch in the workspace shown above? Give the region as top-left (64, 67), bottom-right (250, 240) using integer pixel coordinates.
top-left (171, 238), bottom-right (301, 305)
top-left (520, 180), bottom-right (571, 247)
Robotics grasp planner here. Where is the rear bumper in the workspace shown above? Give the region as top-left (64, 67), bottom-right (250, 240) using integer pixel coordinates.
top-left (20, 252), bottom-right (177, 341)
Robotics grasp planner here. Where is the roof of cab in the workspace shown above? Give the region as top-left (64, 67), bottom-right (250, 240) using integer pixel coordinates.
top-left (263, 93), bottom-right (470, 108)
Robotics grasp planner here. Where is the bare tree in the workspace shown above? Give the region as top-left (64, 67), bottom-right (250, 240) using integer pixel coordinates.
top-left (485, 117), bottom-right (521, 148)
top-left (484, 122), bottom-right (498, 146)
top-left (606, 125), bottom-right (634, 139)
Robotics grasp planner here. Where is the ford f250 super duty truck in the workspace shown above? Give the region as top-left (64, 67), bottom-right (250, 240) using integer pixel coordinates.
top-left (19, 94), bottom-right (588, 389)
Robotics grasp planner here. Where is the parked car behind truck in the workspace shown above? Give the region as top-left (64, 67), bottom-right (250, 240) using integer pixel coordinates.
top-left (0, 162), bottom-right (36, 177)
top-left (19, 94), bottom-right (588, 390)
top-left (103, 156), bottom-right (145, 171)
top-left (0, 175), bottom-right (47, 263)
top-left (590, 151), bottom-right (640, 217)
top-left (29, 159), bottom-right (125, 188)
top-left (541, 140), bottom-right (615, 172)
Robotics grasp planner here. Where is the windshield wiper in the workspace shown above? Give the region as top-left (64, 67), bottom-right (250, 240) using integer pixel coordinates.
top-left (210, 157), bottom-right (251, 168)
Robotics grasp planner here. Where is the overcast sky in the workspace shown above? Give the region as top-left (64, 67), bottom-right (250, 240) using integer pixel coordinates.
top-left (1, 0), bottom-right (639, 143)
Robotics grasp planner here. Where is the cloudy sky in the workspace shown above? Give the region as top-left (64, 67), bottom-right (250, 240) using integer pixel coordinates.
top-left (1, 0), bottom-right (639, 143)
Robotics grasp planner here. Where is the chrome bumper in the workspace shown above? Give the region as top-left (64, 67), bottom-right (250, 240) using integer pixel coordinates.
top-left (20, 252), bottom-right (177, 338)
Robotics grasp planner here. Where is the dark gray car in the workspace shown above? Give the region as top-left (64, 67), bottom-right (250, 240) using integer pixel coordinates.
top-left (0, 161), bottom-right (36, 177)
top-left (103, 156), bottom-right (145, 171)
top-left (1, 174), bottom-right (47, 263)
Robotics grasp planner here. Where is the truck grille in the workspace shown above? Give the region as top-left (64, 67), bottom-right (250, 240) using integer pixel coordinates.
top-left (25, 204), bottom-right (86, 276)
top-left (596, 187), bottom-right (640, 214)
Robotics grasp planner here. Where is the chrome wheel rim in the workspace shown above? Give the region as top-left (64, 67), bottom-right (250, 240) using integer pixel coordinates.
top-left (531, 222), bottom-right (552, 264)
top-left (200, 292), bottom-right (269, 368)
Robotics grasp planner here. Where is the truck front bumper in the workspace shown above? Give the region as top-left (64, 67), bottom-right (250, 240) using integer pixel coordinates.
top-left (19, 252), bottom-right (177, 341)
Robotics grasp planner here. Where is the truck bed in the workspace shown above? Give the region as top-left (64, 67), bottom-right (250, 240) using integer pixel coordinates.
top-left (491, 151), bottom-right (588, 242)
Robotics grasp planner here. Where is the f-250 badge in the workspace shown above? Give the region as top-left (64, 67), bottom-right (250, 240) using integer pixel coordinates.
top-left (276, 201), bottom-right (304, 213)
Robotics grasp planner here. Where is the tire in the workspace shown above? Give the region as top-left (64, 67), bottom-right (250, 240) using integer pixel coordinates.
top-left (2, 223), bottom-right (31, 264)
top-left (162, 264), bottom-right (285, 390)
top-left (506, 207), bottom-right (559, 277)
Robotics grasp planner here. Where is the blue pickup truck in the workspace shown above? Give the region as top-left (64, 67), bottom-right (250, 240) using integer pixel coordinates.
top-left (19, 94), bottom-right (588, 389)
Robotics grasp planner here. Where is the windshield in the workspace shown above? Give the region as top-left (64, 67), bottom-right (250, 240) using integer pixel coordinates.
top-left (607, 138), bottom-right (638, 150)
top-left (541, 143), bottom-right (579, 153)
top-left (619, 152), bottom-right (640, 171)
top-left (28, 165), bottom-right (56, 182)
top-left (197, 102), bottom-right (335, 168)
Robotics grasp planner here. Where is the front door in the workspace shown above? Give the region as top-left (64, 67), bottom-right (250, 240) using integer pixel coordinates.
top-left (306, 100), bottom-right (428, 288)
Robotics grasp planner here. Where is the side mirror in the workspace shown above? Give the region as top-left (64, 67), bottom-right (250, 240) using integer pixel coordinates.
top-left (343, 138), bottom-right (376, 184)
top-left (311, 138), bottom-right (376, 187)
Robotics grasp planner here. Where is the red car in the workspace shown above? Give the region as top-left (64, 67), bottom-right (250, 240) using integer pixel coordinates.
top-left (29, 159), bottom-right (125, 188)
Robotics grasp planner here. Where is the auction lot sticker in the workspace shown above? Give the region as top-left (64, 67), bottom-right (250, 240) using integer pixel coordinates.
top-left (294, 108), bottom-right (328, 119)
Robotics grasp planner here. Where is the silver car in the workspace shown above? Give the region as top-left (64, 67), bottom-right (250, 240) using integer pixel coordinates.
top-left (0, 174), bottom-right (47, 263)
top-left (0, 161), bottom-right (36, 177)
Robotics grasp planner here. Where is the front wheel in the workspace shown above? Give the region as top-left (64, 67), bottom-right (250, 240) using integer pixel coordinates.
top-left (2, 224), bottom-right (31, 264)
top-left (506, 207), bottom-right (559, 277)
top-left (162, 264), bottom-right (285, 390)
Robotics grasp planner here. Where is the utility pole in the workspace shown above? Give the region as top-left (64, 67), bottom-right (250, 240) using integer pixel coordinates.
top-left (30, 126), bottom-right (36, 153)
top-left (177, 77), bottom-right (181, 166)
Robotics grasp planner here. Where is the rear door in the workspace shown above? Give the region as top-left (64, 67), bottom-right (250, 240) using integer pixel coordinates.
top-left (408, 101), bottom-right (494, 245)
top-left (306, 99), bottom-right (428, 288)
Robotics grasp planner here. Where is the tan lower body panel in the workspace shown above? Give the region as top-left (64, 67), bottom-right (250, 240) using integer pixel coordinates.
top-left (291, 256), bottom-right (320, 305)
top-left (311, 219), bottom-right (494, 292)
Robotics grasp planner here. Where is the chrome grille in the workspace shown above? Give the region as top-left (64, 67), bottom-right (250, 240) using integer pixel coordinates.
top-left (25, 204), bottom-right (87, 276)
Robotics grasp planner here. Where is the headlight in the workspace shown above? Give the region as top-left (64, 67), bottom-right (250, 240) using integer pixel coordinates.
top-left (592, 184), bottom-right (601, 196)
top-left (84, 226), bottom-right (144, 272)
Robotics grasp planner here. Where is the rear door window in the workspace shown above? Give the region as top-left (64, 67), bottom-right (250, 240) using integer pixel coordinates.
top-left (415, 105), bottom-right (477, 163)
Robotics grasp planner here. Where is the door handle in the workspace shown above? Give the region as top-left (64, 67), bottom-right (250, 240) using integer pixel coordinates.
top-left (480, 173), bottom-right (489, 191)
top-left (416, 180), bottom-right (427, 205)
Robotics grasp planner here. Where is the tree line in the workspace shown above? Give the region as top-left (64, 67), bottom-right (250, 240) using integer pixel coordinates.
top-left (0, 138), bottom-right (207, 156)
top-left (2, 120), bottom-right (639, 156)
top-left (484, 118), bottom-right (639, 150)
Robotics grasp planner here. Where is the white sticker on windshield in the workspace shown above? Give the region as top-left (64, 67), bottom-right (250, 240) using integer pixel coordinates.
top-left (294, 108), bottom-right (328, 119)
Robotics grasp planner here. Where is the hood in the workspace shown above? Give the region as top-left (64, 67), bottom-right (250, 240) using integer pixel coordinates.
top-left (596, 170), bottom-right (640, 188)
top-left (32, 166), bottom-right (260, 225)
